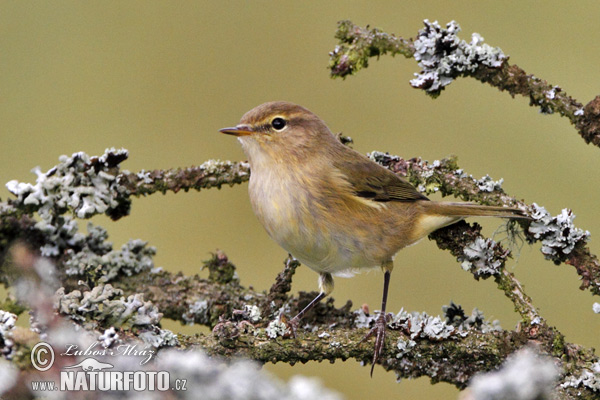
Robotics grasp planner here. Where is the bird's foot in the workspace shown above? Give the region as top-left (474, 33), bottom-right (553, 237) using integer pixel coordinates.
top-left (361, 312), bottom-right (389, 376)
top-left (279, 313), bottom-right (299, 338)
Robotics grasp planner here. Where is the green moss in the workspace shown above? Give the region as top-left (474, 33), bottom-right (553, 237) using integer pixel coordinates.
top-left (552, 332), bottom-right (565, 357)
top-left (0, 297), bottom-right (26, 316)
top-left (203, 252), bottom-right (237, 285)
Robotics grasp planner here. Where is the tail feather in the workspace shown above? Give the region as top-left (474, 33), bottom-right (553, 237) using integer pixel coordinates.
top-left (411, 201), bottom-right (530, 240)
top-left (425, 202), bottom-right (530, 220)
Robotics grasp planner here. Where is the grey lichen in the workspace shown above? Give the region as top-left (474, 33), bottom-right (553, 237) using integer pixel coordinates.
top-left (538, 85), bottom-right (563, 114)
top-left (368, 151), bottom-right (508, 199)
top-left (0, 310), bottom-right (17, 359)
top-left (182, 299), bottom-right (210, 325)
top-left (353, 308), bottom-right (376, 329)
top-left (6, 148), bottom-right (130, 220)
top-left (527, 203), bottom-right (590, 264)
top-left (468, 348), bottom-right (559, 400)
top-left (561, 361), bottom-right (600, 392)
top-left (476, 174), bottom-right (504, 193)
top-left (5, 149), bottom-right (137, 260)
top-left (266, 319), bottom-right (289, 339)
top-left (64, 225), bottom-right (156, 282)
top-left (460, 237), bottom-right (506, 278)
top-left (138, 326), bottom-right (179, 348)
top-left (328, 20), bottom-right (413, 79)
top-left (410, 20), bottom-right (506, 96)
top-left (357, 303), bottom-right (499, 342)
top-left (368, 152), bottom-right (441, 194)
top-left (443, 301), bottom-right (501, 333)
top-left (98, 326), bottom-right (119, 348)
top-left (390, 309), bottom-right (455, 340)
top-left (243, 304), bottom-right (262, 323)
top-left (158, 349), bottom-right (343, 400)
top-left (199, 159), bottom-right (246, 176)
top-left (396, 338), bottom-right (416, 357)
top-left (54, 284), bottom-right (162, 329)
top-left (368, 151), bottom-right (398, 164)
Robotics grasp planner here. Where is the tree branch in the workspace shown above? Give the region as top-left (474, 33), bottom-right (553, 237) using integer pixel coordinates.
top-left (1, 148), bottom-right (599, 398)
top-left (329, 20), bottom-right (600, 148)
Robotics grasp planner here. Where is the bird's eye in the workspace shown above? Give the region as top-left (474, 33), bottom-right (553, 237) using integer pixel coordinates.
top-left (271, 117), bottom-right (287, 131)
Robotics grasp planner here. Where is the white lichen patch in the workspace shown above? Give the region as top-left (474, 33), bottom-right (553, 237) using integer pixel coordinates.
top-left (266, 319), bottom-right (288, 339)
top-left (198, 159), bottom-right (233, 175)
top-left (64, 224), bottom-right (156, 282)
top-left (368, 151), bottom-right (399, 164)
top-left (528, 203), bottom-right (590, 262)
top-left (469, 348), bottom-right (558, 400)
top-left (0, 310), bottom-right (17, 359)
top-left (545, 86), bottom-right (558, 100)
top-left (139, 327), bottom-right (179, 348)
top-left (476, 174), bottom-right (504, 192)
top-left (594, 303), bottom-right (600, 314)
top-left (6, 148), bottom-right (129, 220)
top-left (390, 309), bottom-right (454, 340)
top-left (158, 349), bottom-right (343, 400)
top-left (443, 302), bottom-right (502, 334)
top-left (54, 284), bottom-right (162, 330)
top-left (99, 327), bottom-right (119, 348)
top-left (353, 308), bottom-right (377, 329)
top-left (561, 361), bottom-right (600, 392)
top-left (396, 338), bottom-right (416, 358)
top-left (182, 300), bottom-right (210, 325)
top-left (386, 303), bottom-right (500, 348)
top-left (460, 237), bottom-right (505, 277)
top-left (410, 20), bottom-right (506, 94)
top-left (5, 149), bottom-right (136, 263)
top-left (243, 305), bottom-right (262, 323)
top-left (136, 170), bottom-right (154, 184)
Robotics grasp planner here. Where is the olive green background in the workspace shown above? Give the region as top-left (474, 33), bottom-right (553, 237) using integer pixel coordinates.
top-left (2, 2), bottom-right (600, 399)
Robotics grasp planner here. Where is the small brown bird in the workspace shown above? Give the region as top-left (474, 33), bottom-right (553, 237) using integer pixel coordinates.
top-left (220, 101), bottom-right (528, 374)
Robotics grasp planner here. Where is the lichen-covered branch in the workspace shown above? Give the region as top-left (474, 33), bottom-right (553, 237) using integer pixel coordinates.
top-left (369, 152), bottom-right (600, 298)
top-left (1, 149), bottom-right (600, 398)
top-left (117, 160), bottom-right (250, 197)
top-left (329, 20), bottom-right (600, 148)
top-left (2, 149), bottom-right (598, 306)
top-left (2, 243), bottom-right (598, 399)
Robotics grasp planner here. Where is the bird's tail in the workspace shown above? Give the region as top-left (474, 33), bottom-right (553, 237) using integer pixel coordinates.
top-left (411, 201), bottom-right (530, 239)
top-left (425, 202), bottom-right (530, 220)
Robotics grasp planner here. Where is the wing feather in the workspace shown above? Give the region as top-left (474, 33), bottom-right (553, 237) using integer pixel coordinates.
top-left (333, 154), bottom-right (428, 202)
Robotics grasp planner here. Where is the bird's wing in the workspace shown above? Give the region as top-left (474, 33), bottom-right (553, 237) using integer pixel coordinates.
top-left (333, 154), bottom-right (429, 202)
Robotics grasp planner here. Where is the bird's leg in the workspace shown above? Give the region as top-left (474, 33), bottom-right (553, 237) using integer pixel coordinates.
top-left (287, 272), bottom-right (333, 337)
top-left (361, 260), bottom-right (393, 376)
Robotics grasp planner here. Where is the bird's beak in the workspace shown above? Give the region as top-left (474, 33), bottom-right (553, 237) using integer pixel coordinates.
top-left (219, 125), bottom-right (254, 136)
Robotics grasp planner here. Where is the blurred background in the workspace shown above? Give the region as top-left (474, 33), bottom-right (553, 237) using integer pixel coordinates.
top-left (2, 1), bottom-right (600, 399)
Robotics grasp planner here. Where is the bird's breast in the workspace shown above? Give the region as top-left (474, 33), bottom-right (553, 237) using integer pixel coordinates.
top-left (248, 166), bottom-right (317, 243)
top-left (247, 165), bottom-right (394, 274)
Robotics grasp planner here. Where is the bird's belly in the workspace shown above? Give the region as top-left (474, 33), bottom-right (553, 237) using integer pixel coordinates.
top-left (280, 228), bottom-right (379, 276)
top-left (249, 176), bottom-right (387, 275)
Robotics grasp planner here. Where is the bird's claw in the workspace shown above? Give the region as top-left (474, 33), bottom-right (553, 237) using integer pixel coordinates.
top-left (361, 312), bottom-right (388, 376)
top-left (280, 314), bottom-right (299, 339)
